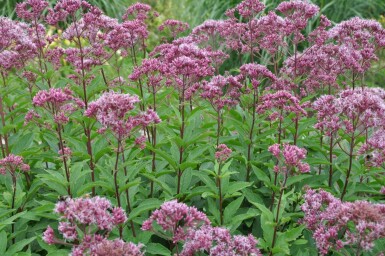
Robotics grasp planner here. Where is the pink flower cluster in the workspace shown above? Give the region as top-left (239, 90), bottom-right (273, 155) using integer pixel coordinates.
top-left (181, 225), bottom-right (261, 256)
top-left (313, 88), bottom-right (385, 136)
top-left (148, 40), bottom-right (221, 99)
top-left (215, 144), bottom-right (232, 162)
top-left (32, 88), bottom-right (84, 124)
top-left (16, 0), bottom-right (49, 21)
top-left (239, 63), bottom-right (277, 90)
top-left (201, 75), bottom-right (243, 111)
top-left (0, 17), bottom-right (36, 70)
top-left (85, 91), bottom-right (160, 138)
top-left (159, 19), bottom-right (190, 39)
top-left (302, 189), bottom-right (385, 255)
top-left (142, 200), bottom-right (210, 243)
top-left (43, 196), bottom-right (143, 255)
top-left (359, 129), bottom-right (385, 167)
top-left (0, 154), bottom-right (30, 175)
top-left (143, 200), bottom-right (261, 255)
top-left (257, 90), bottom-right (306, 121)
top-left (269, 143), bottom-right (310, 173)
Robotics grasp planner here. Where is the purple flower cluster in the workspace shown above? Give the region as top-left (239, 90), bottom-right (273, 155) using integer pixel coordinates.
top-left (313, 88), bottom-right (385, 136)
top-left (215, 144), bottom-right (232, 162)
top-left (257, 90), bottom-right (306, 121)
top-left (359, 130), bottom-right (385, 167)
top-left (0, 154), bottom-right (30, 175)
top-left (0, 18), bottom-right (36, 71)
top-left (269, 143), bottom-right (310, 173)
top-left (32, 88), bottom-right (84, 124)
top-left (16, 0), bottom-right (49, 21)
top-left (181, 225), bottom-right (261, 256)
top-left (302, 189), bottom-right (385, 255)
top-left (43, 196), bottom-right (143, 256)
top-left (142, 200), bottom-right (210, 243)
top-left (201, 75), bottom-right (243, 111)
top-left (159, 19), bottom-right (190, 39)
top-left (85, 91), bottom-right (160, 138)
top-left (143, 200), bottom-right (261, 255)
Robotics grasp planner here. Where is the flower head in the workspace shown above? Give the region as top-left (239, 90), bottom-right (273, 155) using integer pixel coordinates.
top-left (142, 200), bottom-right (210, 243)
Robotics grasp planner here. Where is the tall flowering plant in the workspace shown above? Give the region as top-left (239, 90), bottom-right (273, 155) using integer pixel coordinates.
top-left (85, 91), bottom-right (160, 237)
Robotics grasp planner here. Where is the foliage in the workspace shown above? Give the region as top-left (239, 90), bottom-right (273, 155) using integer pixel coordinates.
top-left (1, 0), bottom-right (385, 256)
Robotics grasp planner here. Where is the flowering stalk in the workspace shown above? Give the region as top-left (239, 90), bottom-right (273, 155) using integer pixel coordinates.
top-left (42, 196), bottom-right (140, 255)
top-left (268, 143), bottom-right (310, 254)
top-left (215, 144), bottom-right (232, 225)
top-left (85, 91), bottom-right (160, 237)
top-left (0, 154), bottom-right (30, 244)
top-left (270, 169), bottom-right (289, 255)
top-left (121, 153), bottom-right (136, 237)
top-left (113, 139), bottom-right (123, 238)
top-left (57, 124), bottom-right (71, 196)
top-left (177, 84), bottom-right (186, 195)
top-left (246, 88), bottom-right (257, 182)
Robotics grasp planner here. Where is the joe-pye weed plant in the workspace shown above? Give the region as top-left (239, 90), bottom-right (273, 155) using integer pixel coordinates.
top-left (1, 0), bottom-right (385, 255)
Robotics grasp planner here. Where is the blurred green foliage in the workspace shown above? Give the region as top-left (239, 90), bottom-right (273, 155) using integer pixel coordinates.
top-left (3, 0), bottom-right (384, 26)
top-left (183, 0), bottom-right (385, 27)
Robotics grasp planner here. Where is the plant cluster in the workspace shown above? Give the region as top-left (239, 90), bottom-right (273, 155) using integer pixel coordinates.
top-left (1, 0), bottom-right (385, 255)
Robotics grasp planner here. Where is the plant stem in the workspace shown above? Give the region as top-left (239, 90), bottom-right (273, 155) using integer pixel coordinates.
top-left (11, 174), bottom-right (16, 244)
top-left (177, 84), bottom-right (186, 195)
top-left (328, 136), bottom-right (334, 187)
top-left (122, 153), bottom-right (136, 237)
top-left (113, 139), bottom-right (122, 238)
top-left (270, 171), bottom-right (288, 255)
top-left (150, 87), bottom-right (157, 198)
top-left (57, 124), bottom-right (71, 196)
top-left (246, 89), bottom-right (257, 182)
top-left (340, 135), bottom-right (355, 201)
top-left (218, 164), bottom-right (223, 225)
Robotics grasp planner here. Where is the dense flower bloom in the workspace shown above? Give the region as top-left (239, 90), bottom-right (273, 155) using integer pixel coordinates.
top-left (85, 91), bottom-right (160, 138)
top-left (142, 200), bottom-right (210, 243)
top-left (43, 196), bottom-right (138, 255)
top-left (32, 88), bottom-right (84, 124)
top-left (215, 144), bottom-right (232, 162)
top-left (0, 154), bottom-right (30, 175)
top-left (240, 64), bottom-right (277, 90)
top-left (328, 17), bottom-right (385, 73)
top-left (302, 189), bottom-right (385, 255)
top-left (276, 0), bottom-right (319, 43)
top-left (181, 225), bottom-right (262, 256)
top-left (149, 42), bottom-right (216, 98)
top-left (359, 129), bottom-right (385, 167)
top-left (282, 42), bottom-right (348, 95)
top-left (314, 88), bottom-right (385, 137)
top-left (0, 18), bottom-right (36, 70)
top-left (16, 0), bottom-right (49, 21)
top-left (129, 58), bottom-right (166, 89)
top-left (54, 196), bottom-right (127, 231)
top-left (201, 75), bottom-right (243, 111)
top-left (93, 239), bottom-right (144, 256)
top-left (122, 3), bottom-right (152, 21)
top-left (257, 90), bottom-right (306, 121)
top-left (42, 226), bottom-right (56, 245)
top-left (234, 0), bottom-right (265, 18)
top-left (159, 19), bottom-right (189, 38)
top-left (269, 143), bottom-right (310, 173)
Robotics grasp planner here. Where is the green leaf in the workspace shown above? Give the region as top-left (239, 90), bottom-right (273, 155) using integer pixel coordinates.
top-left (145, 243), bottom-right (171, 256)
top-left (284, 226), bottom-right (305, 242)
top-left (76, 181), bottom-right (114, 196)
top-left (0, 231), bottom-right (7, 255)
top-left (224, 196), bottom-right (244, 224)
top-left (5, 237), bottom-right (35, 256)
top-left (128, 199), bottom-right (162, 221)
top-left (225, 182), bottom-right (251, 196)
